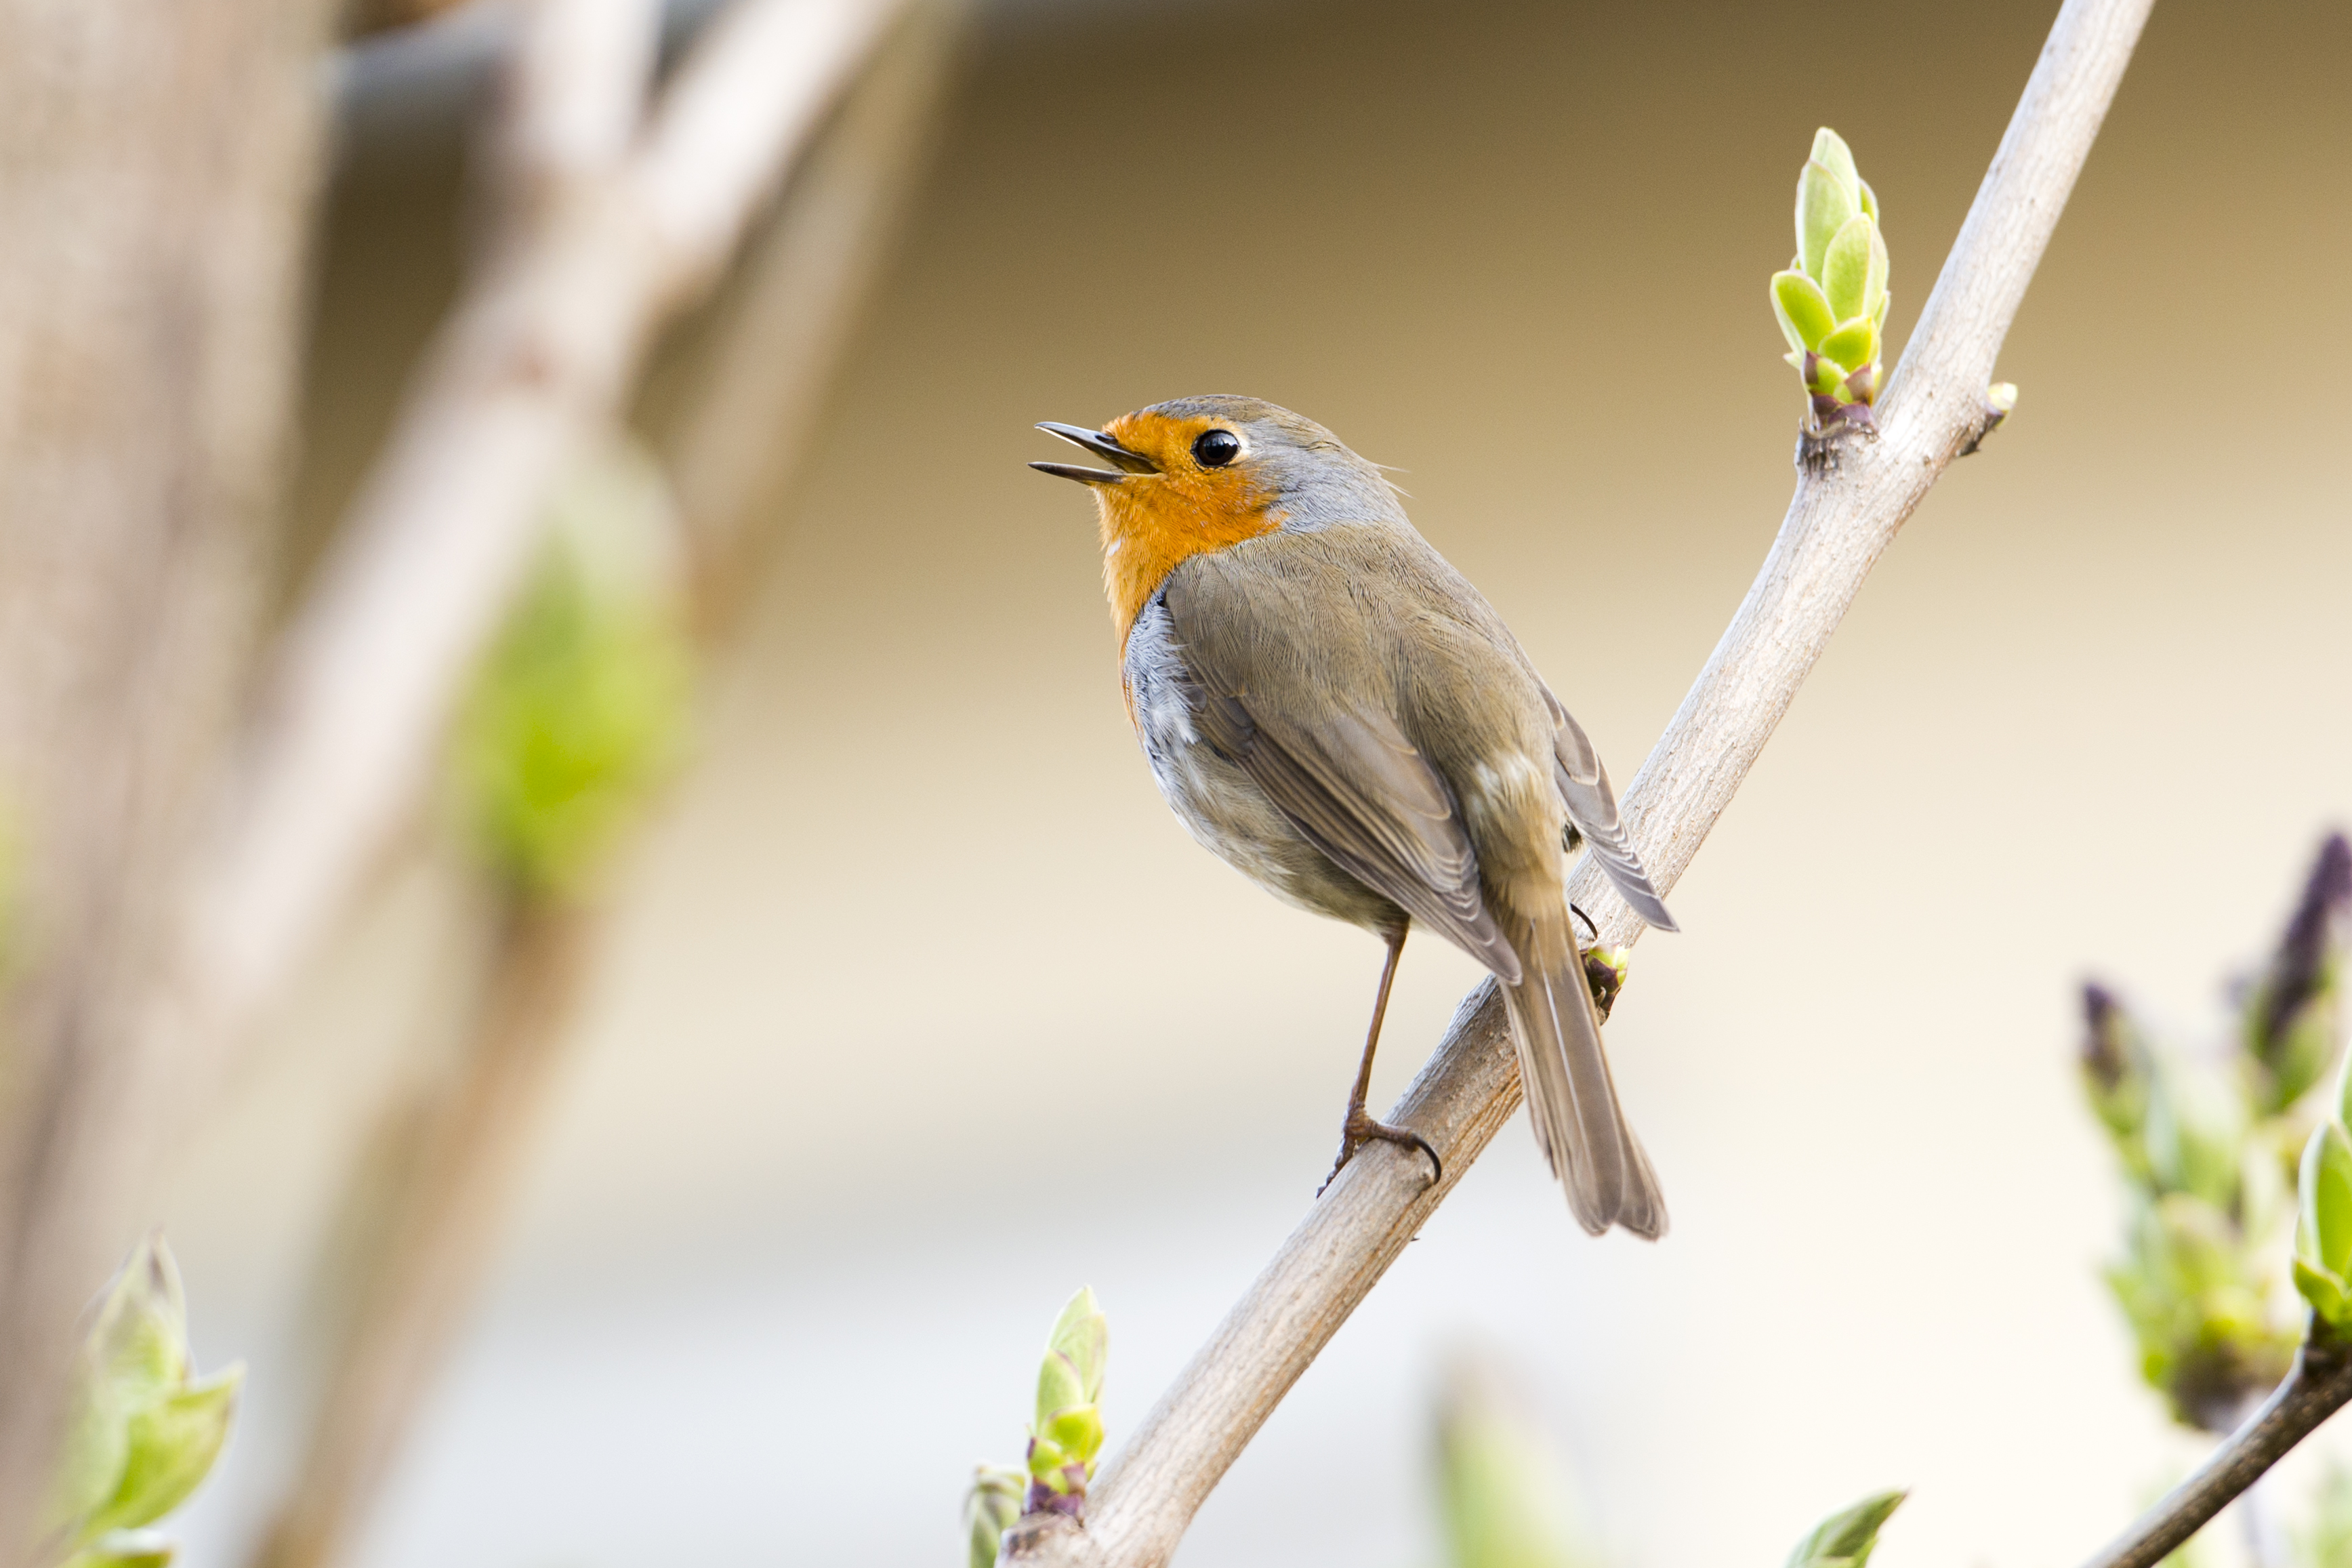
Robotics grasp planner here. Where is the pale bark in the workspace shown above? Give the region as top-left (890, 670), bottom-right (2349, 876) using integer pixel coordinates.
top-left (0, 1), bottom-right (341, 1555)
top-left (1002, 0), bottom-right (2157, 1561)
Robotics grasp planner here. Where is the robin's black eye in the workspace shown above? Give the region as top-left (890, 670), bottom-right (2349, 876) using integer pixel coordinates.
top-left (1192, 429), bottom-right (1241, 468)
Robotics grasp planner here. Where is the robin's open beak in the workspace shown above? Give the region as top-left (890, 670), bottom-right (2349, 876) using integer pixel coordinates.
top-left (1031, 421), bottom-right (1159, 484)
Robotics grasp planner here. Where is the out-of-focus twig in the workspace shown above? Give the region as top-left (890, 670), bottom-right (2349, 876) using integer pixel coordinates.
top-left (245, 11), bottom-right (959, 1566)
top-left (1002, 0), bottom-right (2154, 1563)
top-left (0, 1), bottom-right (342, 1556)
top-left (0, 0), bottom-right (901, 1552)
top-left (194, 0), bottom-right (902, 1160)
top-left (249, 899), bottom-right (592, 1568)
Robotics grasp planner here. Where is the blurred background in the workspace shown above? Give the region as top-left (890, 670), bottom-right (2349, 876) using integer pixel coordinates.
top-left (43, 0), bottom-right (2350, 1563)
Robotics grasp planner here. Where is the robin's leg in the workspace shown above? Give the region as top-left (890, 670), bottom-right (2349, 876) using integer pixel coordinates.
top-left (1319, 926), bottom-right (1442, 1194)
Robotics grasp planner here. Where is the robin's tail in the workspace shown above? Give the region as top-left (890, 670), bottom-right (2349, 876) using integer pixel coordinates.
top-left (1498, 914), bottom-right (1667, 1239)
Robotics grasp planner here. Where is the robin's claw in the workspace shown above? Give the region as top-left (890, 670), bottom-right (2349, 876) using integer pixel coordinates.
top-left (1319, 1110), bottom-right (1442, 1196)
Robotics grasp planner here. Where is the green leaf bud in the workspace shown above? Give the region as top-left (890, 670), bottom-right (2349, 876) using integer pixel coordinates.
top-left (1772, 272), bottom-right (1837, 353)
top-left (1806, 355), bottom-right (1851, 397)
top-left (1787, 1489), bottom-right (1908, 1568)
top-left (1584, 945), bottom-right (1630, 1021)
top-left (451, 438), bottom-right (692, 902)
top-left (48, 1237), bottom-right (241, 1561)
top-left (1857, 178), bottom-right (1880, 224)
top-left (1016, 1287), bottom-right (1111, 1521)
top-left (965, 1467), bottom-right (1024, 1568)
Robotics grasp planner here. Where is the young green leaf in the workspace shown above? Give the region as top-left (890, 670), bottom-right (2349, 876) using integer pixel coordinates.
top-left (2305, 1122), bottom-right (2352, 1279)
top-left (1820, 215), bottom-right (1878, 324)
top-left (1046, 1287), bottom-right (1107, 1402)
top-left (79, 1368), bottom-right (242, 1541)
top-left (1034, 1352), bottom-right (1087, 1432)
top-left (1818, 319), bottom-right (1878, 374)
top-left (2296, 1255), bottom-right (2352, 1327)
top-left (1787, 1489), bottom-right (1908, 1568)
top-left (1809, 129), bottom-right (1861, 200)
top-left (1772, 272), bottom-right (1838, 352)
top-left (1863, 220), bottom-right (1891, 318)
top-left (1796, 161), bottom-right (1858, 281)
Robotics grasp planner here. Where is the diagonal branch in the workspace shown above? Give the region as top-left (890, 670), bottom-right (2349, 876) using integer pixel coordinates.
top-left (2077, 1332), bottom-right (2352, 1568)
top-left (1004, 0), bottom-right (2155, 1561)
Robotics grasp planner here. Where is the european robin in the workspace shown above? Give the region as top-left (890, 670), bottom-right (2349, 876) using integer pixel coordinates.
top-left (1033, 396), bottom-right (1675, 1239)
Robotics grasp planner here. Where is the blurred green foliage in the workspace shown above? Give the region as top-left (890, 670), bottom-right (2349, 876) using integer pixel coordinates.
top-left (1432, 1353), bottom-right (1592, 1568)
top-left (962, 1466), bottom-right (1023, 1568)
top-left (2083, 836), bottom-right (2351, 1430)
top-left (451, 440), bottom-right (692, 902)
top-left (42, 1236), bottom-right (241, 1568)
top-left (2301, 1465), bottom-right (2352, 1568)
top-left (1786, 1491), bottom-right (1906, 1568)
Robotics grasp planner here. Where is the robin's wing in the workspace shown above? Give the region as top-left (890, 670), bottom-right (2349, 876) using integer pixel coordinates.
top-left (1162, 570), bottom-right (1523, 985)
top-left (1543, 689), bottom-right (1678, 933)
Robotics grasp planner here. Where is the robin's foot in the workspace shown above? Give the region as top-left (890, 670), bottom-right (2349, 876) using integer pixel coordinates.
top-left (1318, 1110), bottom-right (1442, 1195)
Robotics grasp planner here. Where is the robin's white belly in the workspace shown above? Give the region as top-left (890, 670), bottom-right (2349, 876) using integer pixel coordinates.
top-left (1122, 594), bottom-right (1400, 932)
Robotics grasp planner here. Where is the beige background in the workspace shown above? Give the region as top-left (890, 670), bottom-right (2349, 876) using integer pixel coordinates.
top-left (164, 0), bottom-right (2352, 1565)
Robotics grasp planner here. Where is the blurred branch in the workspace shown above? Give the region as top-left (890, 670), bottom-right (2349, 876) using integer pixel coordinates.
top-left (0, 0), bottom-right (342, 1555)
top-left (1002, 0), bottom-right (2154, 1562)
top-left (2080, 1332), bottom-right (2352, 1568)
top-left (0, 0), bottom-right (901, 1552)
top-left (195, 0), bottom-right (901, 1142)
top-left (249, 899), bottom-right (591, 1568)
top-left (245, 12), bottom-right (960, 1566)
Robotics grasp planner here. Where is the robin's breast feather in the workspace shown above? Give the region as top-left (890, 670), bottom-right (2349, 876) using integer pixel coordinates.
top-left (1121, 592), bottom-right (1399, 932)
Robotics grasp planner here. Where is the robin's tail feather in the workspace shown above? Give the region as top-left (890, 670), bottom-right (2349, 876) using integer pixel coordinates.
top-left (1498, 915), bottom-right (1667, 1239)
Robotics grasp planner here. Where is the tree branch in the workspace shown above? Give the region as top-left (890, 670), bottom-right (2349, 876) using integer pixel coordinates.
top-left (243, 12), bottom-right (962, 1561)
top-left (0, 0), bottom-right (899, 1549)
top-left (1004, 0), bottom-right (2154, 1561)
top-left (2079, 1334), bottom-right (2352, 1568)
top-left (190, 0), bottom-right (899, 1092)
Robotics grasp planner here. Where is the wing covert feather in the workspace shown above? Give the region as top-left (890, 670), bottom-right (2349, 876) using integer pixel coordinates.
top-left (1165, 566), bottom-right (1523, 983)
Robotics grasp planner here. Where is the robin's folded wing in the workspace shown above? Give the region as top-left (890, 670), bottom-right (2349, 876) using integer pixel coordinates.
top-left (1163, 579), bottom-right (1522, 985)
top-left (1542, 689), bottom-right (1678, 932)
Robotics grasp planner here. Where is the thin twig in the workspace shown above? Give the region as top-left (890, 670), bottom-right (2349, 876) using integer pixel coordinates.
top-left (1003, 0), bottom-right (2154, 1561)
top-left (242, 12), bottom-right (962, 1562)
top-left (2080, 1334), bottom-right (2352, 1568)
top-left (189, 0), bottom-right (899, 1086)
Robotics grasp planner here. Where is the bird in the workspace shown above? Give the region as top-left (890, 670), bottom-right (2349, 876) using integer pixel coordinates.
top-left (1031, 396), bottom-right (1676, 1239)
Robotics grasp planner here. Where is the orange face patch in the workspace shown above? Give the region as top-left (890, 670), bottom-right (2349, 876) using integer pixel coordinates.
top-left (1092, 411), bottom-right (1280, 648)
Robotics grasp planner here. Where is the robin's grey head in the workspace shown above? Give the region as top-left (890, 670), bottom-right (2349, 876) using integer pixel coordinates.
top-left (1031, 395), bottom-right (1405, 532)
